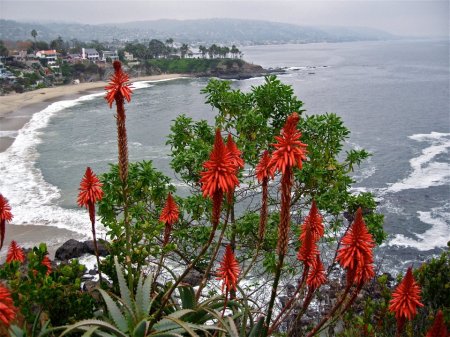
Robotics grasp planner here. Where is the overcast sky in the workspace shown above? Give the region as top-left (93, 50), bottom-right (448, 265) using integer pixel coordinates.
top-left (1, 1), bottom-right (448, 37)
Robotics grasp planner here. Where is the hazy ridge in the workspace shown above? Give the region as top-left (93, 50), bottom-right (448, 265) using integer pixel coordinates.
top-left (0, 18), bottom-right (396, 44)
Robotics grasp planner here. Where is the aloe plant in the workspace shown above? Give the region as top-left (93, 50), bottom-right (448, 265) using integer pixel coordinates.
top-left (58, 257), bottom-right (239, 337)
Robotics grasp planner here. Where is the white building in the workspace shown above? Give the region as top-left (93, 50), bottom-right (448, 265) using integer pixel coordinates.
top-left (82, 48), bottom-right (100, 61)
top-left (101, 50), bottom-right (119, 62)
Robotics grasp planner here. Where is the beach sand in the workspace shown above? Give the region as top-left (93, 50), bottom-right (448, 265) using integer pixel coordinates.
top-left (0, 73), bottom-right (185, 152)
top-left (0, 73), bottom-right (185, 258)
top-left (0, 224), bottom-right (86, 262)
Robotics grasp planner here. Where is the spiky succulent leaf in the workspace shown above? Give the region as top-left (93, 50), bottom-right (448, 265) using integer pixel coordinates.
top-left (97, 289), bottom-right (128, 333)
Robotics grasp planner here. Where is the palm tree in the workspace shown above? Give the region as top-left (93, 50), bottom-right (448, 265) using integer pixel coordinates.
top-left (31, 29), bottom-right (38, 51)
top-left (180, 43), bottom-right (189, 59)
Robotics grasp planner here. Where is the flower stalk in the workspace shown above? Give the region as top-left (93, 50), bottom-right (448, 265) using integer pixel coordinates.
top-left (105, 60), bottom-right (133, 290)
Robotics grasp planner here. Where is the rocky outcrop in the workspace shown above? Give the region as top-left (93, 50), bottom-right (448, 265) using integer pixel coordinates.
top-left (55, 239), bottom-right (108, 261)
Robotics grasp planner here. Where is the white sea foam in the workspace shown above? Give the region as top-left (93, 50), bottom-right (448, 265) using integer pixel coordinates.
top-left (132, 76), bottom-right (186, 89)
top-left (0, 130), bottom-right (18, 138)
top-left (387, 132), bottom-right (450, 193)
top-left (388, 204), bottom-right (450, 250)
top-left (0, 94), bottom-right (106, 237)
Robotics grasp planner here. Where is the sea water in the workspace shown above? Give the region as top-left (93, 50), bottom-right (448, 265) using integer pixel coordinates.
top-left (1, 40), bottom-right (448, 272)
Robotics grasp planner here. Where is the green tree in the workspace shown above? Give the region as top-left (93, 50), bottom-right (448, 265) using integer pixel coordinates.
top-left (166, 75), bottom-right (384, 269)
top-left (148, 39), bottom-right (166, 59)
top-left (180, 43), bottom-right (189, 59)
top-left (0, 40), bottom-right (9, 57)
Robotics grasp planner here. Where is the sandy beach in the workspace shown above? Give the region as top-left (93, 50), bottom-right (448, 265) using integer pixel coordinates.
top-left (0, 73), bottom-right (185, 259)
top-left (0, 73), bottom-right (185, 152)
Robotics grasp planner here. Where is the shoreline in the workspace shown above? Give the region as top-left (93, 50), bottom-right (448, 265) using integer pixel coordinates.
top-left (0, 73), bottom-right (186, 256)
top-left (0, 73), bottom-right (186, 152)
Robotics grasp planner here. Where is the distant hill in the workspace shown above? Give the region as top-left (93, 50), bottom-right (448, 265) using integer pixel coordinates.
top-left (0, 18), bottom-right (396, 45)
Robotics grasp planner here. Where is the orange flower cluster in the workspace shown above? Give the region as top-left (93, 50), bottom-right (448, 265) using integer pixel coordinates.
top-left (226, 134), bottom-right (244, 171)
top-left (105, 61), bottom-right (133, 108)
top-left (200, 130), bottom-right (240, 226)
top-left (77, 167), bottom-right (104, 225)
top-left (0, 284), bottom-right (16, 327)
top-left (216, 244), bottom-right (240, 296)
top-left (6, 240), bottom-right (25, 264)
top-left (41, 256), bottom-right (52, 276)
top-left (389, 267), bottom-right (424, 325)
top-left (256, 150), bottom-right (272, 183)
top-left (0, 194), bottom-right (13, 250)
top-left (426, 310), bottom-right (448, 337)
top-left (201, 129), bottom-right (240, 198)
top-left (269, 112), bottom-right (307, 175)
top-left (298, 201), bottom-right (327, 289)
top-left (160, 193), bottom-right (179, 246)
top-left (307, 255), bottom-right (327, 290)
top-left (337, 208), bottom-right (375, 285)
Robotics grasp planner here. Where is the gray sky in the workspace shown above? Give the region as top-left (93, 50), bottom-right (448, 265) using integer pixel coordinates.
top-left (1, 1), bottom-right (448, 37)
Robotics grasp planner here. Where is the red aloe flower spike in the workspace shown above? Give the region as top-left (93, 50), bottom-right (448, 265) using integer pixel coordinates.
top-left (0, 194), bottom-right (13, 251)
top-left (256, 151), bottom-right (272, 241)
top-left (269, 112), bottom-right (307, 175)
top-left (105, 61), bottom-right (132, 108)
top-left (200, 129), bottom-right (239, 198)
top-left (77, 167), bottom-right (104, 224)
top-left (41, 256), bottom-right (52, 276)
top-left (352, 259), bottom-right (375, 286)
top-left (297, 224), bottom-right (319, 269)
top-left (337, 208), bottom-right (375, 284)
top-left (389, 267), bottom-right (424, 332)
top-left (300, 200), bottom-right (324, 243)
top-left (0, 284), bottom-right (17, 327)
top-left (78, 167), bottom-right (104, 282)
top-left (160, 193), bottom-right (179, 246)
top-left (200, 129), bottom-right (239, 226)
top-left (216, 244), bottom-right (240, 298)
top-left (426, 310), bottom-right (449, 337)
top-left (6, 240), bottom-right (25, 264)
top-left (226, 134), bottom-right (244, 171)
top-left (255, 150), bottom-right (273, 183)
top-left (307, 254), bottom-right (327, 290)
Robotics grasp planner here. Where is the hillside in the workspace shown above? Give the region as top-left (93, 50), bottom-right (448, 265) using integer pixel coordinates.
top-left (0, 18), bottom-right (396, 45)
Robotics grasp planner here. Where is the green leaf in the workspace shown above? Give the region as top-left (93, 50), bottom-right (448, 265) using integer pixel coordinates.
top-left (81, 327), bottom-right (98, 337)
top-left (248, 317), bottom-right (265, 337)
top-left (97, 288), bottom-right (128, 333)
top-left (59, 319), bottom-right (128, 337)
top-left (132, 320), bottom-right (148, 337)
top-left (168, 309), bottom-right (195, 319)
top-left (114, 256), bottom-right (134, 313)
top-left (164, 317), bottom-right (200, 337)
top-left (178, 286), bottom-right (196, 309)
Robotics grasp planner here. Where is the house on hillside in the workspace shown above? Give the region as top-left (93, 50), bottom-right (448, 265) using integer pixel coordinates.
top-left (36, 49), bottom-right (58, 62)
top-left (124, 51), bottom-right (134, 61)
top-left (36, 49), bottom-right (59, 69)
top-left (82, 48), bottom-right (100, 61)
top-left (101, 50), bottom-right (119, 62)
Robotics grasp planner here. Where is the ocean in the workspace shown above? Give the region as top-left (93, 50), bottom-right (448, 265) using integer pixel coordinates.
top-left (0, 39), bottom-right (448, 272)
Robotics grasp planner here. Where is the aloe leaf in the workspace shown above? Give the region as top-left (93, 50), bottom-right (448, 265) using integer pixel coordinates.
top-left (248, 317), bottom-right (265, 337)
top-left (97, 288), bottom-right (128, 333)
top-left (132, 319), bottom-right (148, 337)
top-left (178, 286), bottom-right (196, 309)
top-left (168, 309), bottom-right (195, 319)
top-left (114, 256), bottom-right (133, 312)
top-left (135, 273), bottom-right (145, 317)
top-left (59, 319), bottom-right (128, 337)
top-left (164, 317), bottom-right (200, 337)
top-left (81, 327), bottom-right (98, 337)
top-left (142, 270), bottom-right (153, 313)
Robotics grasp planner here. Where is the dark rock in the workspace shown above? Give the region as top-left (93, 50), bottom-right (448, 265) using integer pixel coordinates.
top-left (88, 269), bottom-right (97, 275)
top-left (55, 239), bottom-right (88, 261)
top-left (83, 280), bottom-right (98, 292)
top-left (84, 240), bottom-right (109, 257)
top-left (182, 269), bottom-right (203, 287)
